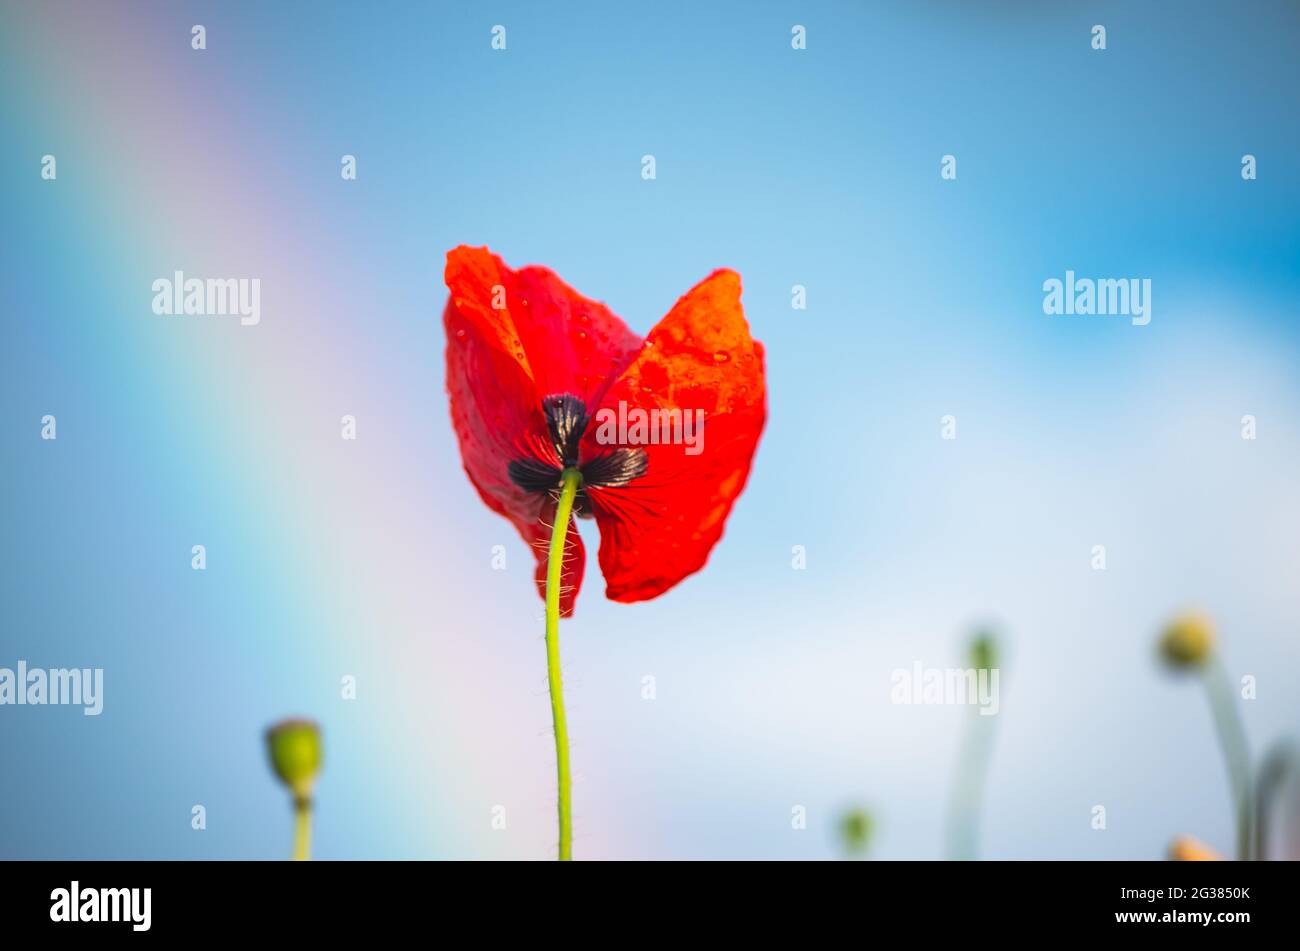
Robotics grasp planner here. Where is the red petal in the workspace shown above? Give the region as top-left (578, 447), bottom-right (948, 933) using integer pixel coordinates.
top-left (444, 246), bottom-right (639, 614)
top-left (444, 253), bottom-right (544, 513)
top-left (584, 269), bottom-right (766, 603)
top-left (445, 245), bottom-right (642, 410)
top-left (510, 263), bottom-right (643, 409)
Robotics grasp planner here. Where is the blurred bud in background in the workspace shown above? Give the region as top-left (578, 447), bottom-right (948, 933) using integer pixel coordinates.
top-left (266, 718), bottom-right (323, 861)
top-left (838, 806), bottom-right (874, 858)
top-left (1155, 613), bottom-right (1252, 859)
top-left (1167, 836), bottom-right (1221, 861)
top-left (267, 718), bottom-right (323, 799)
top-left (1158, 614), bottom-right (1215, 670)
top-left (969, 630), bottom-right (997, 672)
top-left (947, 627), bottom-right (1004, 861)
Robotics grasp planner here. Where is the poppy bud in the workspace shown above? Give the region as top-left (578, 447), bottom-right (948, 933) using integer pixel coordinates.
top-left (838, 807), bottom-right (874, 856)
top-left (1168, 835), bottom-right (1221, 861)
top-left (1159, 614), bottom-right (1215, 670)
top-left (969, 631), bottom-right (998, 671)
top-left (266, 718), bottom-right (322, 798)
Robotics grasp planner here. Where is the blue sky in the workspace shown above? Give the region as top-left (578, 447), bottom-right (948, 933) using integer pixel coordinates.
top-left (2, 1), bottom-right (1298, 859)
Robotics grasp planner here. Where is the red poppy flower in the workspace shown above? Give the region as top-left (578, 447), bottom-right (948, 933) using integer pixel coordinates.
top-left (442, 245), bottom-right (766, 615)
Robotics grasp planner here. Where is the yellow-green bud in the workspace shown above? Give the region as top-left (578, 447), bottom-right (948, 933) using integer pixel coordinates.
top-left (1159, 614), bottom-right (1215, 669)
top-left (838, 807), bottom-right (874, 856)
top-left (266, 718), bottom-right (322, 798)
top-left (969, 631), bottom-right (998, 671)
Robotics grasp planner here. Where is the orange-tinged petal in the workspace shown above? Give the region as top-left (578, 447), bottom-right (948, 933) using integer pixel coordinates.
top-left (1168, 836), bottom-right (1222, 861)
top-left (584, 269), bottom-right (766, 602)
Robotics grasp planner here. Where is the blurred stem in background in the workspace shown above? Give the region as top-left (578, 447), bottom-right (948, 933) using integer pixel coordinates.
top-left (1203, 658), bottom-right (1252, 860)
top-left (267, 719), bottom-right (323, 861)
top-left (1158, 615), bottom-right (1251, 860)
top-left (946, 631), bottom-right (1000, 861)
top-left (1255, 740), bottom-right (1299, 861)
top-left (293, 796), bottom-right (313, 862)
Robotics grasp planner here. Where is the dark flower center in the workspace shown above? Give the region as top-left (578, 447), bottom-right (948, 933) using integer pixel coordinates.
top-left (542, 394), bottom-right (587, 468)
top-left (508, 393), bottom-right (648, 511)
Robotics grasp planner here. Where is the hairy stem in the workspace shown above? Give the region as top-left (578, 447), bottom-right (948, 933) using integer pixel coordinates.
top-left (545, 468), bottom-right (582, 860)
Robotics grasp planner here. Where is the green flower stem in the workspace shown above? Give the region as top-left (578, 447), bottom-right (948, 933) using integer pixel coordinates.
top-left (545, 468), bottom-right (582, 861)
top-left (946, 708), bottom-right (997, 860)
top-left (1255, 742), bottom-right (1298, 861)
top-left (1203, 658), bottom-right (1252, 860)
top-left (293, 795), bottom-right (312, 862)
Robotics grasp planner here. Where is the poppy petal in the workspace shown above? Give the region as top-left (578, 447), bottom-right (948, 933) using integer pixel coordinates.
top-left (584, 269), bottom-right (766, 603)
top-left (445, 246), bottom-right (628, 615)
top-left (445, 245), bottom-right (643, 412)
top-left (444, 250), bottom-right (547, 504)
top-left (511, 264), bottom-right (644, 410)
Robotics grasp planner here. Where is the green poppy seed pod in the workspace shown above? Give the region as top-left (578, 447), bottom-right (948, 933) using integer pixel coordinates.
top-left (1159, 614), bottom-right (1215, 670)
top-left (266, 718), bottom-right (322, 798)
top-left (838, 808), bottom-right (874, 856)
top-left (969, 631), bottom-right (998, 671)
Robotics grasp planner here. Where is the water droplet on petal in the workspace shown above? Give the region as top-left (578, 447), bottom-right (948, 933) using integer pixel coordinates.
top-left (713, 351), bottom-right (730, 363)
